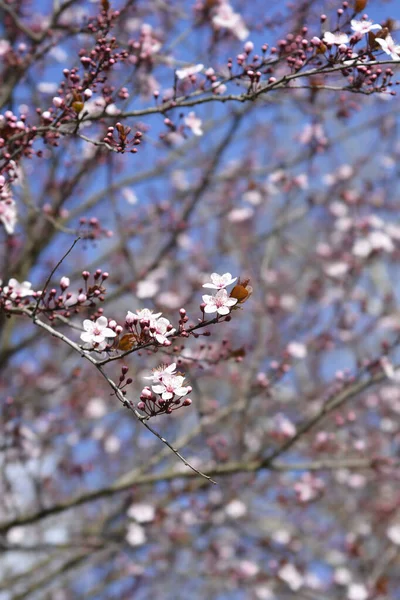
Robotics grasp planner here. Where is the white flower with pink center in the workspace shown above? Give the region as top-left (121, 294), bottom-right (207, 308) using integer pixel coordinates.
top-left (127, 308), bottom-right (162, 324)
top-left (212, 3), bottom-right (249, 41)
top-left (176, 63), bottom-right (204, 80)
top-left (202, 289), bottom-right (238, 315)
top-left (323, 31), bottom-right (349, 45)
top-left (0, 196), bottom-right (17, 235)
top-left (202, 272), bottom-right (237, 289)
top-left (152, 373), bottom-right (191, 400)
top-left (3, 278), bottom-right (34, 299)
top-left (149, 316), bottom-right (176, 345)
top-left (80, 316), bottom-right (117, 351)
top-left (144, 363), bottom-right (177, 383)
top-left (376, 34), bottom-right (400, 60)
top-left (184, 112), bottom-right (203, 136)
top-left (350, 19), bottom-right (381, 35)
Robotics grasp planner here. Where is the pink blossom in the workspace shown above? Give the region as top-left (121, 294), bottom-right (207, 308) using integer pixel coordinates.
top-left (203, 272), bottom-right (237, 290)
top-left (176, 63), bottom-right (204, 80)
top-left (350, 19), bottom-right (381, 35)
top-left (287, 341), bottom-right (307, 359)
top-left (184, 112), bottom-right (203, 136)
top-left (152, 373), bottom-right (190, 400)
top-left (387, 524), bottom-right (400, 545)
top-left (127, 308), bottom-right (162, 324)
top-left (376, 35), bottom-right (400, 60)
top-left (323, 32), bottom-right (349, 45)
top-left (202, 289), bottom-right (238, 315)
top-left (144, 363), bottom-right (177, 383)
top-left (278, 563), bottom-right (304, 591)
top-left (0, 196), bottom-right (17, 234)
top-left (80, 316), bottom-right (117, 351)
top-left (347, 583), bottom-right (368, 600)
top-left (3, 278), bottom-right (34, 299)
top-left (212, 3), bottom-right (249, 41)
top-left (149, 316), bottom-right (176, 345)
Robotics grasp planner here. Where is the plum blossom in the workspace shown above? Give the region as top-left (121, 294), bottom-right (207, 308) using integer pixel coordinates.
top-left (376, 35), bottom-right (400, 60)
top-left (149, 316), bottom-right (176, 345)
top-left (127, 503), bottom-right (155, 523)
top-left (126, 308), bottom-right (162, 324)
top-left (347, 583), bottom-right (368, 600)
top-left (144, 363), bottom-right (177, 383)
top-left (387, 523), bottom-right (400, 545)
top-left (202, 289), bottom-right (238, 315)
top-left (2, 278), bottom-right (34, 299)
top-left (212, 3), bottom-right (249, 41)
top-left (176, 63), bottom-right (204, 80)
top-left (184, 112), bottom-right (203, 136)
top-left (152, 373), bottom-right (190, 400)
top-left (203, 272), bottom-right (237, 289)
top-left (350, 19), bottom-right (381, 35)
top-left (287, 341), bottom-right (307, 359)
top-left (278, 563), bottom-right (304, 591)
top-left (323, 31), bottom-right (349, 45)
top-left (0, 195), bottom-right (17, 235)
top-left (80, 316), bottom-right (117, 351)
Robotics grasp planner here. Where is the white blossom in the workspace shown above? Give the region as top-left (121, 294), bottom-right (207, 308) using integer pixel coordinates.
top-left (2, 278), bottom-right (34, 299)
top-left (152, 373), bottom-right (190, 400)
top-left (144, 363), bottom-right (177, 383)
top-left (176, 63), bottom-right (204, 80)
top-left (80, 316), bottom-right (117, 351)
top-left (149, 316), bottom-right (175, 345)
top-left (376, 35), bottom-right (400, 61)
top-left (323, 31), bottom-right (349, 45)
top-left (212, 3), bottom-right (249, 41)
top-left (350, 19), bottom-right (381, 35)
top-left (184, 111), bottom-right (203, 136)
top-left (203, 272), bottom-right (237, 290)
top-left (202, 288), bottom-right (238, 315)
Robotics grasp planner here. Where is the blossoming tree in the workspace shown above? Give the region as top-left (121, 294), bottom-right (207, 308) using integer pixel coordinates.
top-left (1, 0), bottom-right (400, 597)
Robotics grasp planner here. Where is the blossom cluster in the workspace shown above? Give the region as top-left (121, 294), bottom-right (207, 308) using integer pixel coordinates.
top-left (139, 363), bottom-right (192, 417)
top-left (202, 272), bottom-right (238, 315)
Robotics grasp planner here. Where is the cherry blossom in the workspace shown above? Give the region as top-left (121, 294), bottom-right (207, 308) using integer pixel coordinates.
top-left (175, 63), bottom-right (204, 80)
top-left (126, 308), bottom-right (162, 324)
top-left (278, 563), bottom-right (304, 591)
top-left (376, 34), bottom-right (400, 60)
top-left (144, 363), bottom-right (177, 383)
top-left (2, 278), bottom-right (34, 299)
top-left (80, 316), bottom-right (117, 351)
top-left (323, 32), bottom-right (349, 45)
top-left (350, 19), bottom-right (381, 35)
top-left (0, 196), bottom-right (17, 235)
top-left (202, 289), bottom-right (238, 315)
top-left (202, 272), bottom-right (237, 289)
top-left (387, 523), bottom-right (400, 545)
top-left (151, 373), bottom-right (191, 400)
top-left (184, 112), bottom-right (203, 136)
top-left (347, 583), bottom-right (368, 600)
top-left (149, 316), bottom-right (176, 345)
top-left (212, 2), bottom-right (249, 41)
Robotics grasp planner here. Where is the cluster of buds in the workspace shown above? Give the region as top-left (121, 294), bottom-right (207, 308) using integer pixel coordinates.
top-left (138, 363), bottom-right (192, 417)
top-left (103, 124), bottom-right (143, 153)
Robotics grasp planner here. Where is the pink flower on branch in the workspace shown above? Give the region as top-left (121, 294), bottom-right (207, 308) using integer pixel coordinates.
top-left (184, 112), bottom-right (203, 136)
top-left (350, 19), bottom-right (381, 35)
top-left (202, 289), bottom-right (238, 316)
top-left (80, 316), bottom-right (117, 351)
top-left (151, 373), bottom-right (191, 401)
top-left (376, 35), bottom-right (400, 61)
top-left (323, 32), bottom-right (349, 45)
top-left (202, 272), bottom-right (237, 289)
top-left (175, 63), bottom-right (204, 80)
